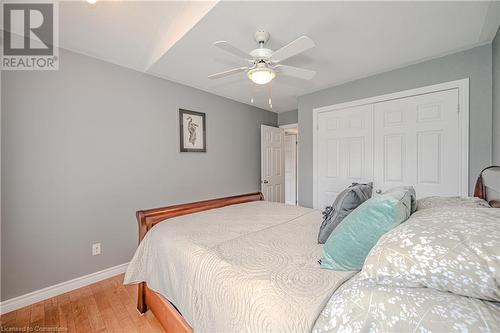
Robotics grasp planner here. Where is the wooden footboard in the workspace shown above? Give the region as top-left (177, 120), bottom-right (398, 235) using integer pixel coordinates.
top-left (135, 192), bottom-right (264, 333)
top-left (144, 285), bottom-right (192, 333)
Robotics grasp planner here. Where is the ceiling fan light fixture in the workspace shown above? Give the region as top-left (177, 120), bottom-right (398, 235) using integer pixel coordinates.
top-left (247, 67), bottom-right (275, 85)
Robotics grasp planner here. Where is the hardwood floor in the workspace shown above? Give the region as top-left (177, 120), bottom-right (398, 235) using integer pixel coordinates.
top-left (0, 274), bottom-right (165, 332)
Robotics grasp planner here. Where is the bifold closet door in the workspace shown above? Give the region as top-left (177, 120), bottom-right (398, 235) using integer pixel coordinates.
top-left (317, 104), bottom-right (374, 209)
top-left (373, 88), bottom-right (460, 197)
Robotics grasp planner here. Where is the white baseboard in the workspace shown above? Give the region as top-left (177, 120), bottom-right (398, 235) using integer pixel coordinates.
top-left (0, 262), bottom-right (129, 314)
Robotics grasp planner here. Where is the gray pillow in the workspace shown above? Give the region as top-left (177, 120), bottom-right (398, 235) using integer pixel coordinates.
top-left (317, 182), bottom-right (373, 244)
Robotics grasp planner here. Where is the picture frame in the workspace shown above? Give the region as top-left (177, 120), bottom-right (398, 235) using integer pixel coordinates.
top-left (179, 109), bottom-right (206, 152)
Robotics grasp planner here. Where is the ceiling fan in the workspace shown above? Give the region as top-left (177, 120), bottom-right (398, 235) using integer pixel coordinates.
top-left (208, 31), bottom-right (316, 86)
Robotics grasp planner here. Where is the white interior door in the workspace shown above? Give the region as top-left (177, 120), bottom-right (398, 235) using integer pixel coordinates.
top-left (285, 134), bottom-right (297, 205)
top-left (373, 88), bottom-right (460, 197)
top-left (317, 104), bottom-right (374, 209)
top-left (261, 125), bottom-right (285, 202)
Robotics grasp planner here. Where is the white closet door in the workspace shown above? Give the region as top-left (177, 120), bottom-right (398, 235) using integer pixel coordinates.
top-left (261, 125), bottom-right (285, 202)
top-left (285, 134), bottom-right (297, 205)
top-left (373, 88), bottom-right (460, 197)
top-left (317, 104), bottom-right (374, 209)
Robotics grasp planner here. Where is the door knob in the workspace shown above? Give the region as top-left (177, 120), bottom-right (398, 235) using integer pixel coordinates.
top-left (375, 189), bottom-right (382, 194)
top-left (263, 180), bottom-right (269, 184)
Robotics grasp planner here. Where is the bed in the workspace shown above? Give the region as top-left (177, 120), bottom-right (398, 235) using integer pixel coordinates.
top-left (125, 193), bottom-right (355, 332)
top-left (125, 179), bottom-right (500, 333)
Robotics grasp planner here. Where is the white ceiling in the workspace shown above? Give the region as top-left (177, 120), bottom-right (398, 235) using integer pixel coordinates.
top-left (59, 1), bottom-right (217, 71)
top-left (58, 1), bottom-right (500, 113)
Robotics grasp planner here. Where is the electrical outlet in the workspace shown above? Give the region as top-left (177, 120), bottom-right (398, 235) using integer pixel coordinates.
top-left (92, 243), bottom-right (101, 256)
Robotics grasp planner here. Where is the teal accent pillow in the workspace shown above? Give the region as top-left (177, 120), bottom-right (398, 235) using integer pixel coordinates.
top-left (320, 188), bottom-right (413, 271)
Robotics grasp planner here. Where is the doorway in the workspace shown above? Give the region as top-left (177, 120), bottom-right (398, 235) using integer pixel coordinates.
top-left (281, 124), bottom-right (298, 205)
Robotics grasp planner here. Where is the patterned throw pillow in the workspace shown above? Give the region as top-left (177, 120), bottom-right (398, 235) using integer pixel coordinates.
top-left (320, 187), bottom-right (413, 271)
top-left (360, 204), bottom-right (500, 301)
top-left (317, 183), bottom-right (372, 244)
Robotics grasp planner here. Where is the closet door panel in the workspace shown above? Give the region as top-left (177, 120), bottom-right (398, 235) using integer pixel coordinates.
top-left (373, 89), bottom-right (460, 197)
top-left (317, 104), bottom-right (374, 208)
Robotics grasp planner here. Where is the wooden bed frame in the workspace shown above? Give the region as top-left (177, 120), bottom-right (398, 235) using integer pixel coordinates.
top-left (135, 192), bottom-right (264, 333)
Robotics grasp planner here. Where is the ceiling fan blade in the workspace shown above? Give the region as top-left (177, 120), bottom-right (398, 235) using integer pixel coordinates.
top-left (275, 64), bottom-right (316, 80)
top-left (270, 36), bottom-right (315, 62)
top-left (208, 67), bottom-right (248, 80)
top-left (213, 41), bottom-right (250, 59)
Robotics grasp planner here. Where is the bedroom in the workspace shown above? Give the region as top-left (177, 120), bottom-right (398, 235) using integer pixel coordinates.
top-left (1, 1), bottom-right (500, 332)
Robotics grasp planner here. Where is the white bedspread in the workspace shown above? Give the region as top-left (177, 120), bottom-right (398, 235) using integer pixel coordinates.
top-left (124, 201), bottom-right (354, 333)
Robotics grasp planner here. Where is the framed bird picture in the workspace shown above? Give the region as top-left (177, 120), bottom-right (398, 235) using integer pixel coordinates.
top-left (179, 109), bottom-right (206, 152)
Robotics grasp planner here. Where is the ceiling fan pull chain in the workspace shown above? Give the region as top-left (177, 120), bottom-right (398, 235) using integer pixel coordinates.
top-left (251, 83), bottom-right (255, 104)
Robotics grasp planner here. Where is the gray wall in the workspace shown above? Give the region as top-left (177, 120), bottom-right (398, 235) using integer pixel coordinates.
top-left (277, 110), bottom-right (298, 126)
top-left (1, 48), bottom-right (276, 300)
top-left (298, 44), bottom-right (492, 207)
top-left (493, 28), bottom-right (500, 165)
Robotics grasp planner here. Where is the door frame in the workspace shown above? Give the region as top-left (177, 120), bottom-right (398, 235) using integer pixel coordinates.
top-left (281, 124), bottom-right (299, 205)
top-left (312, 78), bottom-right (469, 208)
top-left (279, 123), bottom-right (299, 206)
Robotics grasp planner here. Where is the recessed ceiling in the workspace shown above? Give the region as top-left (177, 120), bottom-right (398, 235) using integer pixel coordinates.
top-left (58, 1), bottom-right (500, 113)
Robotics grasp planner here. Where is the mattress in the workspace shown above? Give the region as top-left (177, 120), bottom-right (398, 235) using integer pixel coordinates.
top-left (124, 201), bottom-right (355, 332)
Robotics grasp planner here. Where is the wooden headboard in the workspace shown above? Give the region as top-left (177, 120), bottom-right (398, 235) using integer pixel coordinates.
top-left (136, 192), bottom-right (264, 243)
top-left (482, 166), bottom-right (500, 207)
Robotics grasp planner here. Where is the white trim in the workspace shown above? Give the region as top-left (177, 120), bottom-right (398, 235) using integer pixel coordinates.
top-left (313, 78), bottom-right (470, 208)
top-left (279, 123), bottom-right (298, 129)
top-left (0, 262), bottom-right (129, 314)
top-left (457, 79), bottom-right (470, 199)
top-left (280, 123), bottom-right (299, 204)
